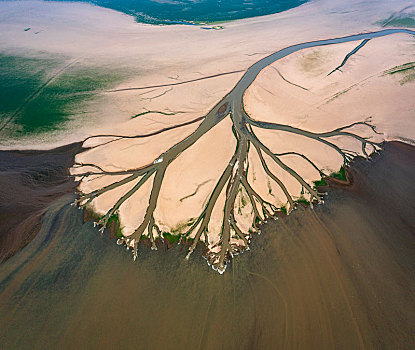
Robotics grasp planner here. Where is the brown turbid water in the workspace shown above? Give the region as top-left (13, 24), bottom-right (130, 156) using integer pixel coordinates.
top-left (0, 141), bottom-right (414, 349)
top-left (0, 142), bottom-right (82, 263)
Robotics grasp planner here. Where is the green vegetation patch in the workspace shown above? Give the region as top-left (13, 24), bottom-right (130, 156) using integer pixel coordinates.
top-left (326, 85), bottom-right (355, 104)
top-left (163, 232), bottom-right (180, 245)
top-left (330, 166), bottom-right (347, 181)
top-left (296, 196), bottom-right (310, 206)
top-left (106, 213), bottom-right (124, 238)
top-left (238, 188), bottom-right (248, 208)
top-left (0, 53), bottom-right (129, 136)
top-left (267, 179), bottom-right (274, 195)
top-left (170, 218), bottom-right (196, 235)
top-left (313, 178), bottom-right (328, 188)
top-left (383, 62), bottom-right (415, 85)
top-left (299, 50), bottom-right (323, 72)
top-left (379, 16), bottom-right (415, 28)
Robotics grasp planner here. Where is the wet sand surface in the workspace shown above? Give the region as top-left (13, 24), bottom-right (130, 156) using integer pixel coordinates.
top-left (0, 141), bottom-right (414, 349)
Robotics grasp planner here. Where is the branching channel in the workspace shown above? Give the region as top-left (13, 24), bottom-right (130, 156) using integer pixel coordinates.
top-left (71, 29), bottom-right (412, 273)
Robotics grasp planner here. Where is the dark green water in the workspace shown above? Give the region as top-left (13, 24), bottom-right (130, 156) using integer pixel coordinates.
top-left (54, 0), bottom-right (307, 25)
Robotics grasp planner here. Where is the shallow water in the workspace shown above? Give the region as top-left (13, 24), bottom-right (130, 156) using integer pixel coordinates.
top-left (0, 141), bottom-right (414, 349)
top-left (55, 0), bottom-right (308, 25)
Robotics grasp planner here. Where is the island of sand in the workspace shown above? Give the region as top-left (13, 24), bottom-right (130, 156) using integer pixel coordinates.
top-left (1, 0), bottom-right (414, 273)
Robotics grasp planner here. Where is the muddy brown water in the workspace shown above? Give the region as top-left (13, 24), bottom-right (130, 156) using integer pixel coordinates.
top-left (0, 142), bottom-right (82, 263)
top-left (0, 141), bottom-right (414, 349)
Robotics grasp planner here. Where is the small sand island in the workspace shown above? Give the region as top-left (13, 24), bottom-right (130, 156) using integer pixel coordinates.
top-left (1, 0), bottom-right (414, 273)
